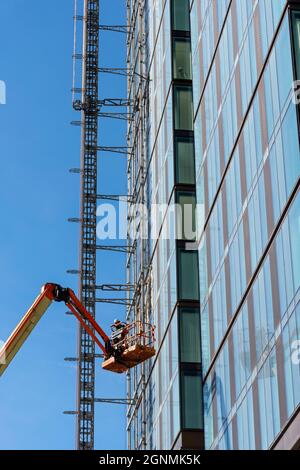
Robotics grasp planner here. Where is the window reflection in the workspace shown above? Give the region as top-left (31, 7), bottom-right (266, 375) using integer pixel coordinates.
top-left (292, 11), bottom-right (300, 79)
top-left (179, 307), bottom-right (201, 363)
top-left (178, 248), bottom-right (199, 300)
top-left (173, 38), bottom-right (192, 80)
top-left (172, 0), bottom-right (190, 32)
top-left (282, 103), bottom-right (300, 196)
top-left (177, 191), bottom-right (197, 241)
top-left (289, 192), bottom-right (300, 291)
top-left (175, 136), bottom-right (195, 184)
top-left (181, 370), bottom-right (203, 429)
top-left (174, 85), bottom-right (194, 130)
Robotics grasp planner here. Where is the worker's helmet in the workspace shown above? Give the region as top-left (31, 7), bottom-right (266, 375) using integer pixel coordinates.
top-left (114, 318), bottom-right (121, 324)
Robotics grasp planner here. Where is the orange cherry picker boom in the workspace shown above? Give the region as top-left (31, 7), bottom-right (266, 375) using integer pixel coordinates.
top-left (0, 283), bottom-right (155, 377)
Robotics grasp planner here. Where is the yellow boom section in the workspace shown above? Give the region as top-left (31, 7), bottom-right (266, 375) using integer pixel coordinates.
top-left (0, 289), bottom-right (53, 377)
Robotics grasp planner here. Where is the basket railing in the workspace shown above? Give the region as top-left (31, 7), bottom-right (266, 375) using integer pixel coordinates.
top-left (111, 321), bottom-right (155, 351)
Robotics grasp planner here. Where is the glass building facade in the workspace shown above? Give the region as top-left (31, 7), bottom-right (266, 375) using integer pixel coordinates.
top-left (126, 0), bottom-right (203, 450)
top-left (193, 0), bottom-right (300, 450)
top-left (127, 0), bottom-right (300, 451)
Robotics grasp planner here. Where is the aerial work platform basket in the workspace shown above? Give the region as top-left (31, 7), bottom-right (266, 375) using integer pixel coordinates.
top-left (102, 321), bottom-right (156, 374)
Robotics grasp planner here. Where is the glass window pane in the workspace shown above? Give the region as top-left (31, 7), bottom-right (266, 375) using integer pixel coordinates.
top-left (282, 323), bottom-right (295, 417)
top-left (174, 85), bottom-right (194, 130)
top-left (282, 103), bottom-right (300, 195)
top-left (178, 248), bottom-right (199, 300)
top-left (289, 191), bottom-right (300, 291)
top-left (276, 17), bottom-right (293, 108)
top-left (181, 371), bottom-right (202, 428)
top-left (173, 38), bottom-right (192, 80)
top-left (172, 373), bottom-right (180, 439)
top-left (175, 137), bottom-right (195, 184)
top-left (177, 191), bottom-right (196, 241)
top-left (179, 308), bottom-right (201, 363)
top-left (292, 11), bottom-right (300, 79)
top-left (172, 0), bottom-right (190, 31)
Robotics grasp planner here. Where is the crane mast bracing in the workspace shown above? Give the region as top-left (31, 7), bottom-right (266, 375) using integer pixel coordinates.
top-left (77, 0), bottom-right (99, 450)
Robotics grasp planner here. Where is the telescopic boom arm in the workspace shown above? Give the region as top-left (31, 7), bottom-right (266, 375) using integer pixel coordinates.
top-left (0, 283), bottom-right (111, 377)
top-left (0, 283), bottom-right (155, 377)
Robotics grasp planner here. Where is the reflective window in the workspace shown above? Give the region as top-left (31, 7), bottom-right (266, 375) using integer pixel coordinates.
top-left (179, 308), bottom-right (201, 363)
top-left (174, 85), bottom-right (194, 130)
top-left (172, 373), bottom-right (181, 440)
top-left (177, 191), bottom-right (196, 241)
top-left (204, 189), bottom-right (300, 449)
top-left (236, 389), bottom-right (255, 450)
top-left (233, 304), bottom-right (251, 400)
top-left (173, 38), bottom-right (192, 80)
top-left (282, 321), bottom-right (295, 418)
top-left (292, 11), bottom-right (300, 79)
top-left (276, 16), bottom-right (293, 108)
top-left (181, 369), bottom-right (203, 429)
top-left (289, 192), bottom-right (300, 291)
top-left (172, 0), bottom-right (190, 32)
top-left (292, 304), bottom-right (300, 409)
top-left (282, 103), bottom-right (300, 195)
top-left (258, 348), bottom-right (280, 449)
top-left (175, 136), bottom-right (195, 184)
top-left (178, 248), bottom-right (199, 300)
top-left (195, 3), bottom-right (300, 450)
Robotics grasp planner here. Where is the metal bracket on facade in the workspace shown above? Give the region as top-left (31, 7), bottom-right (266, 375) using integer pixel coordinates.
top-left (67, 269), bottom-right (81, 275)
top-left (69, 167), bottom-right (83, 174)
top-left (99, 67), bottom-right (131, 77)
top-left (95, 298), bottom-right (133, 306)
top-left (97, 194), bottom-right (135, 203)
top-left (96, 284), bottom-right (135, 292)
top-left (96, 245), bottom-right (134, 254)
top-left (96, 146), bottom-right (133, 156)
top-left (95, 398), bottom-right (135, 405)
top-left (99, 67), bottom-right (149, 82)
top-left (98, 25), bottom-right (131, 34)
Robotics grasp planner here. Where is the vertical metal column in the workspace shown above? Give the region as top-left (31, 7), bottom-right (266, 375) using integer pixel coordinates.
top-left (77, 0), bottom-right (99, 450)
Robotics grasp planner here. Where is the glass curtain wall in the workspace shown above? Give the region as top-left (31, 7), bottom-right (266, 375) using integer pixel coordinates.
top-left (193, 1), bottom-right (300, 449)
top-left (171, 0), bottom-right (203, 441)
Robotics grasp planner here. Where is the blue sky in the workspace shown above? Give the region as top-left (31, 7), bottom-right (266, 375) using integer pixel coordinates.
top-left (0, 0), bottom-right (127, 449)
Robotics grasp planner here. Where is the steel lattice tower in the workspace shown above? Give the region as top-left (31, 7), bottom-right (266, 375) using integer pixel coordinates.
top-left (72, 0), bottom-right (131, 449)
top-left (77, 0), bottom-right (99, 450)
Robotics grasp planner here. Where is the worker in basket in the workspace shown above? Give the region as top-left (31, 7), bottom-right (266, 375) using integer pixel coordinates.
top-left (110, 319), bottom-right (129, 354)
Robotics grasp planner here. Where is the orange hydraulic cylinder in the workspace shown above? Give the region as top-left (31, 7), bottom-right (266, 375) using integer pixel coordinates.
top-left (0, 284), bottom-right (54, 377)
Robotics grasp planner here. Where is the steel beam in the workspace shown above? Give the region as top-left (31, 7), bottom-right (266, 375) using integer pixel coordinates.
top-left (96, 284), bottom-right (135, 292)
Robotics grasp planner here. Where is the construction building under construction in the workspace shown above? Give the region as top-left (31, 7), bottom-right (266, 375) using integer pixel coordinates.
top-left (70, 0), bottom-right (300, 451)
top-left (69, 0), bottom-right (203, 450)
top-left (1, 0), bottom-right (300, 452)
